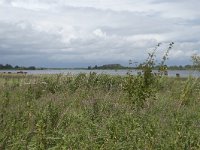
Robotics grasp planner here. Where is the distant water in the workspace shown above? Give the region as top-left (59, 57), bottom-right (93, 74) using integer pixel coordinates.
top-left (0, 69), bottom-right (199, 77)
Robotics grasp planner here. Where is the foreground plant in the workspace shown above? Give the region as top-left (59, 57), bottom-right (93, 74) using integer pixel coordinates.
top-left (124, 42), bottom-right (174, 109)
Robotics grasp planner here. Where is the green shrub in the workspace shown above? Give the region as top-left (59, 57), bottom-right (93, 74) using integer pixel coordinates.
top-left (124, 42), bottom-right (174, 109)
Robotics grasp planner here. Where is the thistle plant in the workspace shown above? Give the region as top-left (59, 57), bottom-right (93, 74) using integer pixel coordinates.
top-left (124, 42), bottom-right (174, 109)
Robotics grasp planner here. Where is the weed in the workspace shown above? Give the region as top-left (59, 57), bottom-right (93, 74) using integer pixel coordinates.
top-left (124, 42), bottom-right (174, 109)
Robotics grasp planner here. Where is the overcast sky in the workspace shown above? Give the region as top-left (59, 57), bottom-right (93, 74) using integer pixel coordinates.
top-left (0, 0), bottom-right (200, 67)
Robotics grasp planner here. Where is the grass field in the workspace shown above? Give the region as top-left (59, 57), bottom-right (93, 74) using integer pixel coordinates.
top-left (1, 72), bottom-right (200, 149)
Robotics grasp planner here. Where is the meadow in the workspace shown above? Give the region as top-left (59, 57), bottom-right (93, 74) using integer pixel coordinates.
top-left (0, 71), bottom-right (200, 149)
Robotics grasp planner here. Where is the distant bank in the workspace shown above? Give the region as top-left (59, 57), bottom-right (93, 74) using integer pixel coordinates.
top-left (0, 69), bottom-right (199, 77)
top-left (0, 63), bottom-right (196, 71)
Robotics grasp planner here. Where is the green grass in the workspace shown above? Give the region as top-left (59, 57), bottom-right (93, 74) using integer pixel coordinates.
top-left (0, 73), bottom-right (200, 149)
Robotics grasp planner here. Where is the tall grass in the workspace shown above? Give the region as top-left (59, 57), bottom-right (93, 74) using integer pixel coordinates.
top-left (1, 72), bottom-right (200, 149)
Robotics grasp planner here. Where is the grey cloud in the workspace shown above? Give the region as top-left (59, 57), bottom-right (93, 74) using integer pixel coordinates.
top-left (0, 0), bottom-right (199, 67)
top-left (0, 21), bottom-right (67, 55)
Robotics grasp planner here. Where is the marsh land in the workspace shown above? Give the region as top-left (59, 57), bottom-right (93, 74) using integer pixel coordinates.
top-left (0, 72), bottom-right (200, 149)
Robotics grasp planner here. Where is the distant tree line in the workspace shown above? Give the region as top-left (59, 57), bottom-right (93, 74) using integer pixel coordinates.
top-left (88, 64), bottom-right (131, 70)
top-left (0, 64), bottom-right (36, 70)
top-left (88, 64), bottom-right (194, 70)
top-left (137, 64), bottom-right (193, 70)
top-left (164, 65), bottom-right (193, 70)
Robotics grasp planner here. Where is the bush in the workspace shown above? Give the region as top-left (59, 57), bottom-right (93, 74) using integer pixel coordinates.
top-left (124, 42), bottom-right (174, 109)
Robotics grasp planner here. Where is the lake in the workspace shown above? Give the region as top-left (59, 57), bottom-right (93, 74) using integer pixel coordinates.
top-left (0, 69), bottom-right (199, 77)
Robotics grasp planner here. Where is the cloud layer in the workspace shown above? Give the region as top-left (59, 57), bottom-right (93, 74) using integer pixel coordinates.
top-left (0, 0), bottom-right (200, 67)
